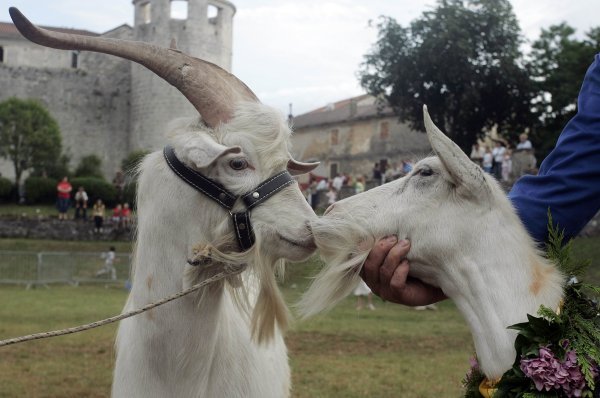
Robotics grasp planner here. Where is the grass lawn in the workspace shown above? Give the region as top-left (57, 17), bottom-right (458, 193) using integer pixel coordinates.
top-left (0, 236), bottom-right (598, 397)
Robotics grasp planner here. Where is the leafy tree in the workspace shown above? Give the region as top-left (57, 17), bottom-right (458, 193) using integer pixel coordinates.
top-left (359, 0), bottom-right (534, 151)
top-left (0, 98), bottom-right (62, 192)
top-left (43, 153), bottom-right (71, 180)
top-left (526, 24), bottom-right (600, 158)
top-left (74, 154), bottom-right (104, 179)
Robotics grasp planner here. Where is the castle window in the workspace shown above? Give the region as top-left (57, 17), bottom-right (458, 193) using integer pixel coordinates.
top-left (330, 129), bottom-right (339, 145)
top-left (170, 0), bottom-right (188, 20)
top-left (380, 121), bottom-right (390, 140)
top-left (140, 2), bottom-right (151, 24)
top-left (208, 4), bottom-right (220, 24)
top-left (0, 46), bottom-right (4, 63)
top-left (71, 51), bottom-right (79, 69)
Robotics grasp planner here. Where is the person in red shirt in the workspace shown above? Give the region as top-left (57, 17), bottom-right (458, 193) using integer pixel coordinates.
top-left (112, 203), bottom-right (122, 229)
top-left (56, 176), bottom-right (72, 220)
top-left (121, 202), bottom-right (132, 228)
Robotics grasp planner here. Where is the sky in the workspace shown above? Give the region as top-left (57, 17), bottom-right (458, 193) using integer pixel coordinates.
top-left (2, 1), bottom-right (599, 116)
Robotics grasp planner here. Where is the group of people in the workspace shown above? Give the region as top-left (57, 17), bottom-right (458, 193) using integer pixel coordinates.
top-left (470, 133), bottom-right (535, 182)
top-left (372, 160), bottom-right (414, 186)
top-left (306, 159), bottom-right (416, 211)
top-left (55, 176), bottom-right (132, 233)
top-left (306, 173), bottom-right (368, 210)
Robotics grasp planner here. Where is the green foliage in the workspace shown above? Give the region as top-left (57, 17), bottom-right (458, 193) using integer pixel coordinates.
top-left (40, 153), bottom-right (71, 180)
top-left (546, 210), bottom-right (590, 279)
top-left (74, 154), bottom-right (103, 178)
top-left (0, 177), bottom-right (13, 201)
top-left (359, 0), bottom-right (533, 151)
top-left (24, 177), bottom-right (57, 204)
top-left (526, 23), bottom-right (600, 160)
top-left (121, 150), bottom-right (149, 176)
top-left (0, 98), bottom-right (62, 189)
top-left (462, 360), bottom-right (486, 398)
top-left (70, 177), bottom-right (116, 206)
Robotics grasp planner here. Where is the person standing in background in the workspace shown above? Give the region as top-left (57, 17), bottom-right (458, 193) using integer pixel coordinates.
top-left (74, 186), bottom-right (89, 220)
top-left (56, 176), bottom-right (72, 221)
top-left (92, 199), bottom-right (106, 233)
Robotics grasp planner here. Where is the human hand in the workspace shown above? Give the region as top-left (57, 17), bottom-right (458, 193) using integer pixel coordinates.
top-left (361, 236), bottom-right (447, 306)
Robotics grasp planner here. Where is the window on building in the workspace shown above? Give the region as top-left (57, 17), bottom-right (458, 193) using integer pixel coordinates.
top-left (170, 0), bottom-right (188, 20)
top-left (330, 163), bottom-right (338, 180)
top-left (380, 121), bottom-right (390, 140)
top-left (141, 2), bottom-right (151, 24)
top-left (208, 4), bottom-right (219, 23)
top-left (0, 46), bottom-right (4, 63)
top-left (71, 51), bottom-right (79, 69)
top-left (330, 128), bottom-right (339, 145)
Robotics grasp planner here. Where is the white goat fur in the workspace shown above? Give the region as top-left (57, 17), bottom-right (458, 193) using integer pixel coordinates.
top-left (300, 108), bottom-right (564, 379)
top-left (112, 102), bottom-right (317, 398)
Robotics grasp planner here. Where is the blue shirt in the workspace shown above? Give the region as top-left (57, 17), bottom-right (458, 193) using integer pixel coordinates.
top-left (509, 53), bottom-right (600, 243)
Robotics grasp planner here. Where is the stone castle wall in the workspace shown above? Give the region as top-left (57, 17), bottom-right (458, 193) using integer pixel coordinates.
top-left (0, 0), bottom-right (235, 180)
top-left (0, 56), bottom-right (131, 179)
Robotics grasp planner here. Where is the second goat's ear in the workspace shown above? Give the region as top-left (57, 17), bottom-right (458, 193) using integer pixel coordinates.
top-left (287, 159), bottom-right (319, 176)
top-left (180, 134), bottom-right (241, 169)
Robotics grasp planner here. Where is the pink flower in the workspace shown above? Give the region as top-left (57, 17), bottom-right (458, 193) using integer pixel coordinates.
top-left (520, 347), bottom-right (588, 398)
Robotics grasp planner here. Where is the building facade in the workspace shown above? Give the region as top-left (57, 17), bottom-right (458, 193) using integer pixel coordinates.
top-left (0, 0), bottom-right (235, 180)
top-left (291, 95), bottom-right (431, 182)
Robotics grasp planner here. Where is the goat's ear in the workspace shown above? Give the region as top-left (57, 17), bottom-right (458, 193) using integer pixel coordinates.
top-left (287, 158), bottom-right (319, 176)
top-left (423, 105), bottom-right (487, 195)
top-left (180, 135), bottom-right (242, 169)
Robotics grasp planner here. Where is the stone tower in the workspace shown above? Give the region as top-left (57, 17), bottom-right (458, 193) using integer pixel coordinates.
top-left (130, 0), bottom-right (235, 151)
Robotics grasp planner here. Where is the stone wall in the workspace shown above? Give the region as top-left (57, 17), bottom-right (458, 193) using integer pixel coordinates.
top-left (0, 216), bottom-right (133, 241)
top-left (0, 210), bottom-right (598, 241)
top-left (0, 57), bottom-right (131, 179)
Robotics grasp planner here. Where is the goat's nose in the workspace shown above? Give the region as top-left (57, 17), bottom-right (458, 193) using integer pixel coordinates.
top-left (324, 203), bottom-right (335, 215)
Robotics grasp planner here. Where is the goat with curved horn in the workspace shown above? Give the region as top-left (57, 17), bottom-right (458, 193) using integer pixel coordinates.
top-left (8, 6), bottom-right (257, 128)
top-left (9, 7), bottom-right (324, 397)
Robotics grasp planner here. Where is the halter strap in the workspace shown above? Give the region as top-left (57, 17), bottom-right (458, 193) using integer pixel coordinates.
top-left (163, 146), bottom-right (295, 251)
top-left (163, 146), bottom-right (237, 210)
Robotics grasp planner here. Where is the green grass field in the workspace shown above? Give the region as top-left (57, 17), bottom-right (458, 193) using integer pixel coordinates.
top-left (0, 236), bottom-right (598, 397)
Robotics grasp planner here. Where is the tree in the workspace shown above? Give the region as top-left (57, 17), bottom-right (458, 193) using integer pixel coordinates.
top-left (74, 154), bottom-right (104, 178)
top-left (526, 23), bottom-right (600, 158)
top-left (359, 0), bottom-right (534, 151)
top-left (0, 98), bottom-right (62, 191)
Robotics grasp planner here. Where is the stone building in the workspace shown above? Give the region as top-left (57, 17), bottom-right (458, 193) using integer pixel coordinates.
top-left (0, 0), bottom-right (235, 180)
top-left (291, 94), bottom-right (431, 182)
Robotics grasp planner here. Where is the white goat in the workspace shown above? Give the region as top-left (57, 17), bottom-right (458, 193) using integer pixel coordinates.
top-left (300, 106), bottom-right (564, 380)
top-left (10, 8), bottom-right (318, 398)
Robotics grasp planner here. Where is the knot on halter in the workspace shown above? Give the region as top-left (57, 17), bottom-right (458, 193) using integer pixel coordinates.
top-left (163, 146), bottom-right (294, 252)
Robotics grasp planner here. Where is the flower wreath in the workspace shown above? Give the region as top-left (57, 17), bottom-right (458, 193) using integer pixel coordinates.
top-left (463, 214), bottom-right (600, 398)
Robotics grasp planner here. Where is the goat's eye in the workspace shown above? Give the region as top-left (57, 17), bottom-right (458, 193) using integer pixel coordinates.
top-left (229, 158), bottom-right (249, 171)
top-left (419, 168), bottom-right (434, 177)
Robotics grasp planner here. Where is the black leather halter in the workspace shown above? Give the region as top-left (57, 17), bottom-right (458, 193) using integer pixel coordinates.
top-left (163, 146), bottom-right (295, 251)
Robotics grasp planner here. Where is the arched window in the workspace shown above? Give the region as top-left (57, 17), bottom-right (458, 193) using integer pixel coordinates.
top-left (170, 0), bottom-right (188, 20)
top-left (0, 46), bottom-right (4, 63)
top-left (208, 4), bottom-right (219, 24)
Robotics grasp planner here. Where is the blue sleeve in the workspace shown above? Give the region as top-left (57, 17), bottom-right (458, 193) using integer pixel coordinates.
top-left (508, 53), bottom-right (600, 243)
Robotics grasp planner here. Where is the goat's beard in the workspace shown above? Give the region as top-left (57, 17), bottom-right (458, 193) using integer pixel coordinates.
top-left (297, 215), bottom-right (375, 318)
top-left (185, 233), bottom-right (290, 345)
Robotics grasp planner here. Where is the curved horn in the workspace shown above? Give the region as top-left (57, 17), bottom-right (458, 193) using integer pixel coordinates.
top-left (9, 7), bottom-right (258, 128)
